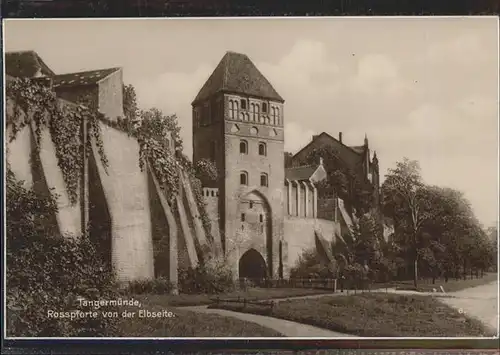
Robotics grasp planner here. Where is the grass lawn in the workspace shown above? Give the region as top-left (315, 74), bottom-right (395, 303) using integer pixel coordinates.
top-left (115, 295), bottom-right (283, 337)
top-left (117, 308), bottom-right (283, 337)
top-left (209, 292), bottom-right (495, 337)
top-left (132, 287), bottom-right (332, 307)
top-left (389, 273), bottom-right (497, 293)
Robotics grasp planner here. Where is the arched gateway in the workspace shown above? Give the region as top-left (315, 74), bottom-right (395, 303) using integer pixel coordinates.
top-left (237, 190), bottom-right (272, 278)
top-left (239, 249), bottom-right (267, 279)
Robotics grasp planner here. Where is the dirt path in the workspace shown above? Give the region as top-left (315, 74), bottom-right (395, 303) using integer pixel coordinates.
top-left (439, 281), bottom-right (498, 334)
top-left (181, 305), bottom-right (355, 337)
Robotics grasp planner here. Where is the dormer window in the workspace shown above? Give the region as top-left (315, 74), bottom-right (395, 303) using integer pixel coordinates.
top-left (240, 99), bottom-right (247, 110)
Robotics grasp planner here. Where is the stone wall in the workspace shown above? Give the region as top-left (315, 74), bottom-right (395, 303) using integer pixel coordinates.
top-left (203, 187), bottom-right (222, 254)
top-left (318, 197), bottom-right (337, 221)
top-left (98, 70), bottom-right (125, 120)
top-left (92, 122), bottom-right (155, 281)
top-left (284, 216), bottom-right (339, 271)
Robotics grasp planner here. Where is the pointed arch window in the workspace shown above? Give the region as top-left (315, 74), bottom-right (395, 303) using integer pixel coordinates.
top-left (258, 142), bottom-right (267, 156)
top-left (240, 140), bottom-right (248, 154)
top-left (271, 107), bottom-right (276, 125)
top-left (262, 102), bottom-right (268, 113)
top-left (260, 173), bottom-right (268, 187)
top-left (240, 99), bottom-right (247, 110)
top-left (240, 171), bottom-right (248, 185)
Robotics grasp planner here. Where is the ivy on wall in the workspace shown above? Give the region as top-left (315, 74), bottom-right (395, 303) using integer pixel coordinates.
top-left (6, 78), bottom-right (109, 205)
top-left (7, 78), bottom-right (218, 252)
top-left (107, 106), bottom-right (217, 242)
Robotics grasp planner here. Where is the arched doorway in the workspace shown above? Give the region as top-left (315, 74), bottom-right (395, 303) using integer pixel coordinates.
top-left (239, 249), bottom-right (267, 279)
top-left (239, 190), bottom-right (273, 276)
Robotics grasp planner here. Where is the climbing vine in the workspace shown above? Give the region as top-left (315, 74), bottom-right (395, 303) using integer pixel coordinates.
top-left (6, 78), bottom-right (109, 205)
top-left (133, 108), bottom-right (182, 204)
top-left (130, 107), bottom-right (217, 242)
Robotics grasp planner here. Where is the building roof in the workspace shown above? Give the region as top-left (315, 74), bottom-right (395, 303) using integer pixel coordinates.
top-left (192, 51), bottom-right (284, 105)
top-left (297, 132), bottom-right (366, 158)
top-left (5, 50), bottom-right (56, 78)
top-left (350, 145), bottom-right (366, 154)
top-left (285, 165), bottom-right (318, 181)
top-left (53, 67), bottom-right (120, 88)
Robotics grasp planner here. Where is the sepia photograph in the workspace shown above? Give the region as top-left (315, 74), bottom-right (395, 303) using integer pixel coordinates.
top-left (3, 17), bottom-right (499, 339)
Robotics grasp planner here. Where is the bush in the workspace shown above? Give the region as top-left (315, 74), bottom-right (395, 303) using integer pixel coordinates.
top-left (125, 277), bottom-right (173, 295)
top-left (289, 248), bottom-right (332, 279)
top-left (179, 258), bottom-right (234, 294)
top-left (6, 170), bottom-right (120, 337)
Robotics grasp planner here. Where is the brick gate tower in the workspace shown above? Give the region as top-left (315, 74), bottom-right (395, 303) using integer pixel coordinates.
top-left (192, 51), bottom-right (286, 279)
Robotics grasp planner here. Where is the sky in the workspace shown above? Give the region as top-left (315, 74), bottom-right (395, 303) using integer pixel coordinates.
top-left (4, 18), bottom-right (499, 227)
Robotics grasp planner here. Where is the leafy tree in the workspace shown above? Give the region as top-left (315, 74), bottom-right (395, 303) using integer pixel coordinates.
top-left (194, 158), bottom-right (218, 186)
top-left (122, 84), bottom-right (140, 129)
top-left (6, 169), bottom-right (119, 336)
top-left (382, 158), bottom-right (431, 287)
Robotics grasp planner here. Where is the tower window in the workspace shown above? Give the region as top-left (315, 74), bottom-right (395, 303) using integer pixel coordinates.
top-left (240, 99), bottom-right (247, 110)
top-left (240, 171), bottom-right (248, 185)
top-left (230, 100), bottom-right (238, 119)
top-left (259, 214), bottom-right (263, 222)
top-left (241, 213), bottom-right (245, 222)
top-left (262, 102), bottom-right (268, 113)
top-left (258, 142), bottom-right (267, 156)
top-left (260, 173), bottom-right (268, 187)
top-left (240, 140), bottom-right (248, 154)
top-left (251, 103), bottom-right (260, 122)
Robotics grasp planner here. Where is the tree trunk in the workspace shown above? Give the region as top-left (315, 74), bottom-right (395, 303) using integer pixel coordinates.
top-left (413, 255), bottom-right (418, 288)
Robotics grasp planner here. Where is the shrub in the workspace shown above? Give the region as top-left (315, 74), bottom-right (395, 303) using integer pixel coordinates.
top-left (179, 258), bottom-right (234, 294)
top-left (289, 248), bottom-right (332, 279)
top-left (6, 170), bottom-right (120, 337)
top-left (125, 277), bottom-right (173, 295)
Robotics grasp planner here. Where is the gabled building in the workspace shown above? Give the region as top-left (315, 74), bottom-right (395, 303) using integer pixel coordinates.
top-left (291, 131), bottom-right (381, 216)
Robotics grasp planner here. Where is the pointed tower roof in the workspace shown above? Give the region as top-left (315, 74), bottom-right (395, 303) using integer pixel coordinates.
top-left (192, 51), bottom-right (284, 105)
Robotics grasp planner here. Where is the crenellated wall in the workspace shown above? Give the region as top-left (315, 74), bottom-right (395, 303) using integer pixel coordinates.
top-left (202, 187), bottom-right (222, 255)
